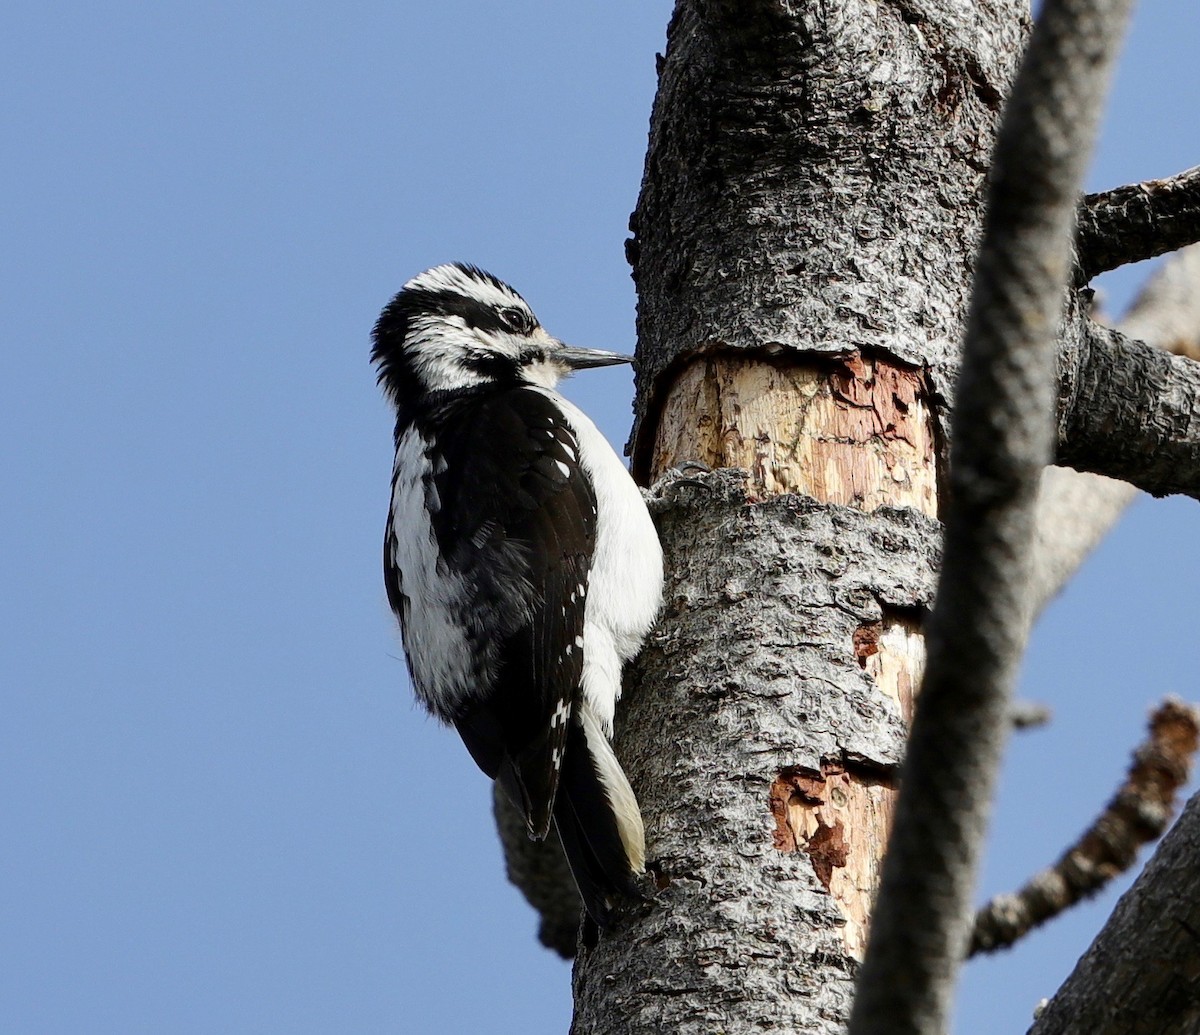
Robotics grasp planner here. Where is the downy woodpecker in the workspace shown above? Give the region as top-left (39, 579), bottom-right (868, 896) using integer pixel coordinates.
top-left (372, 263), bottom-right (664, 931)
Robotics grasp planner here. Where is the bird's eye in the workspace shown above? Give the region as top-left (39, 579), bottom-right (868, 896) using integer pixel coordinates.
top-left (499, 307), bottom-right (533, 334)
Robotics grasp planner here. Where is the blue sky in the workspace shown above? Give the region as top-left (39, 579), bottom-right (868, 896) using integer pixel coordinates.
top-left (2, 3), bottom-right (1197, 1033)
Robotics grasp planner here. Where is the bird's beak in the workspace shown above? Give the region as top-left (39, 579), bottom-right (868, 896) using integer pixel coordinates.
top-left (553, 343), bottom-right (636, 370)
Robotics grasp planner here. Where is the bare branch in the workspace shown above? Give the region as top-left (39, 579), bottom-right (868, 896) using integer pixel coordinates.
top-left (1028, 788), bottom-right (1200, 1035)
top-left (492, 788), bottom-right (579, 958)
top-left (848, 1), bottom-right (1135, 1032)
top-left (1031, 244), bottom-right (1200, 612)
top-left (1077, 165), bottom-right (1200, 283)
top-left (971, 698), bottom-right (1200, 955)
top-left (1028, 466), bottom-right (1136, 613)
top-left (1057, 320), bottom-right (1200, 499)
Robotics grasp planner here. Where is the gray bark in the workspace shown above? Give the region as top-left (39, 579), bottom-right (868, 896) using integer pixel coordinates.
top-left (573, 2), bottom-right (1025, 1032)
top-left (1030, 244), bottom-right (1200, 614)
top-left (850, 0), bottom-right (1134, 1029)
top-left (1028, 791), bottom-right (1200, 1035)
top-left (495, 251), bottom-right (1200, 954)
top-left (625, 0), bottom-right (1029, 478)
top-left (486, 2), bottom-right (1199, 1031)
top-left (1057, 320), bottom-right (1200, 499)
top-left (572, 473), bottom-right (940, 1034)
top-left (1077, 165), bottom-right (1200, 284)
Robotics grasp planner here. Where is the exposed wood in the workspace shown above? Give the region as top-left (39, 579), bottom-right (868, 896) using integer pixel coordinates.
top-left (651, 348), bottom-right (934, 961)
top-left (571, 475), bottom-right (942, 1035)
top-left (567, 0), bottom-right (1027, 1029)
top-left (770, 611), bottom-right (924, 958)
top-left (771, 762), bottom-right (896, 960)
top-left (863, 614), bottom-right (926, 727)
top-left (649, 354), bottom-right (938, 517)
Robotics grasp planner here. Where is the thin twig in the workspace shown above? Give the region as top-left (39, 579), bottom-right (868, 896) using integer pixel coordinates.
top-left (1010, 701), bottom-right (1053, 730)
top-left (1029, 790), bottom-right (1200, 1035)
top-left (1077, 166), bottom-right (1200, 283)
top-left (971, 697), bottom-right (1200, 955)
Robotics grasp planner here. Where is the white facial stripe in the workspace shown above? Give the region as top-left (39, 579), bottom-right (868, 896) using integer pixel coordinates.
top-left (404, 264), bottom-right (526, 312)
top-left (404, 314), bottom-right (573, 394)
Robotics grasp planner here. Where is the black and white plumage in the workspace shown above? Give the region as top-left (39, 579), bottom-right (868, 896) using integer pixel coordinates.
top-left (372, 263), bottom-right (664, 930)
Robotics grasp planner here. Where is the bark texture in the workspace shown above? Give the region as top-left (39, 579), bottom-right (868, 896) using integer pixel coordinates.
top-left (1057, 320), bottom-right (1200, 499)
top-left (625, 0), bottom-right (1029, 478)
top-left (571, 2), bottom-right (1026, 1032)
top-left (572, 472), bottom-right (940, 1033)
top-left (495, 243), bottom-right (1200, 961)
top-left (1028, 790), bottom-right (1200, 1035)
top-left (850, 0), bottom-right (1136, 1025)
top-left (1030, 244), bottom-right (1200, 613)
top-left (484, 2), bottom-right (1196, 1030)
top-left (1077, 165), bottom-right (1200, 283)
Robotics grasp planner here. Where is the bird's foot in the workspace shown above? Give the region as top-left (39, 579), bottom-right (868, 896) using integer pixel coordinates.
top-left (641, 461), bottom-right (714, 515)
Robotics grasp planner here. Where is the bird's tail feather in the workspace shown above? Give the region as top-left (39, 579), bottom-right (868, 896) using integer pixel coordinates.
top-left (552, 704), bottom-right (645, 934)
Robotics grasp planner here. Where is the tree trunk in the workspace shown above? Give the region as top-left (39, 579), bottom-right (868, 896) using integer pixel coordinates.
top-left (570, 2), bottom-right (1028, 1031)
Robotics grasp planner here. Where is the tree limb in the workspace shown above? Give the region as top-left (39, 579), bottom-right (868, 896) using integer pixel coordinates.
top-left (1027, 466), bottom-right (1136, 615)
top-left (1077, 165), bottom-right (1200, 283)
top-left (970, 697), bottom-right (1200, 955)
top-left (848, 1), bottom-right (1135, 1032)
top-left (1028, 788), bottom-right (1200, 1035)
top-left (1057, 319), bottom-right (1200, 499)
top-left (1030, 243), bottom-right (1200, 614)
top-left (492, 786), bottom-right (579, 958)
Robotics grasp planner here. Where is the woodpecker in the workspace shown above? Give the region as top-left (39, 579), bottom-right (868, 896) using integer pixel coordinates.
top-left (372, 263), bottom-right (664, 931)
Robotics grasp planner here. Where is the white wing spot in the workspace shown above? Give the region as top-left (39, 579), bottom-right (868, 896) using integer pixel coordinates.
top-left (550, 698), bottom-right (571, 728)
top-left (554, 459), bottom-right (571, 479)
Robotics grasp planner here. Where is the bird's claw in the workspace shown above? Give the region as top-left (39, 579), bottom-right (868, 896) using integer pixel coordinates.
top-left (641, 461), bottom-right (715, 515)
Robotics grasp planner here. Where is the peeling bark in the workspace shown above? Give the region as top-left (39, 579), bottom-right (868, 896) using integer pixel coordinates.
top-left (771, 761), bottom-right (896, 959)
top-left (483, 0), bottom-right (1200, 1029)
top-left (649, 354), bottom-right (938, 515)
top-left (626, 0), bottom-right (1029, 475)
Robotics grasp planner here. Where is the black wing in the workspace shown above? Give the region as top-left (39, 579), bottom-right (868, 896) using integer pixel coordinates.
top-left (428, 387), bottom-right (595, 840)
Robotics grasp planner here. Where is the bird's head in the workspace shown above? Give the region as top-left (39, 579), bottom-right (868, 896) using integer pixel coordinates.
top-left (371, 263), bottom-right (632, 404)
